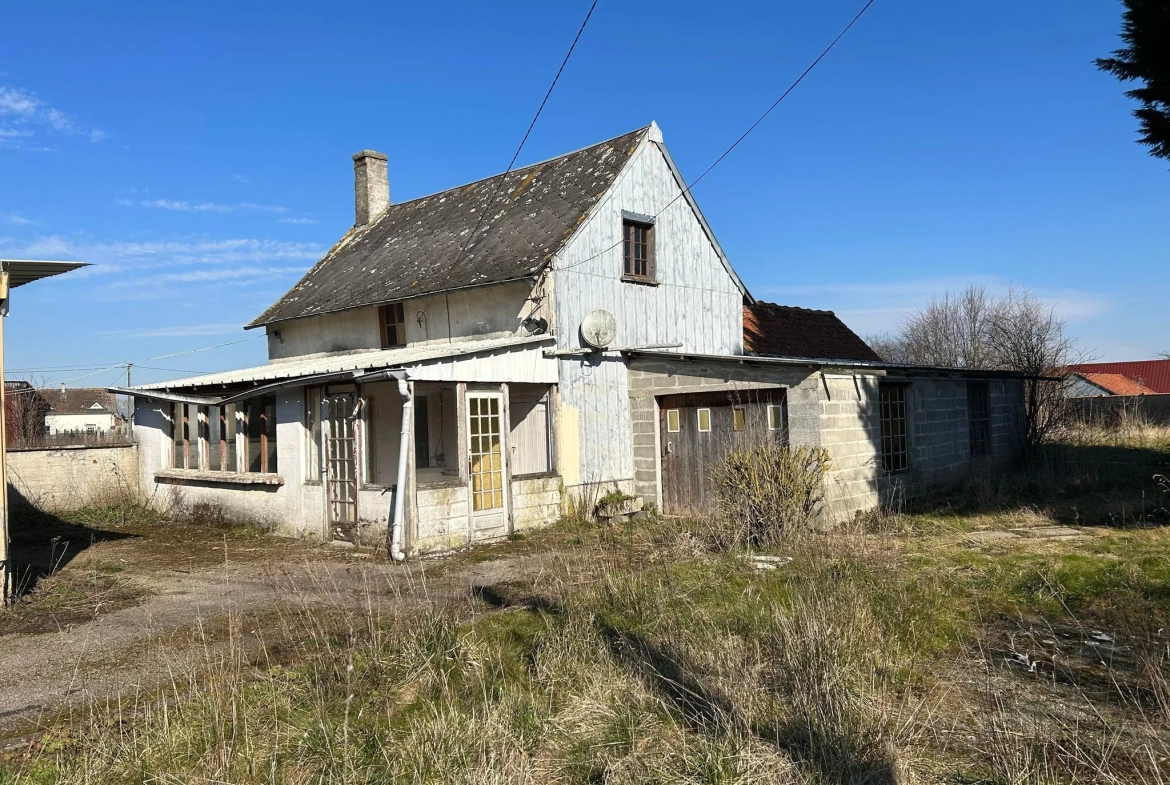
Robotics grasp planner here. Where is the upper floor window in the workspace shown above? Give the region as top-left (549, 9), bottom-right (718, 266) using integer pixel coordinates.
top-left (622, 212), bottom-right (656, 283)
top-left (379, 302), bottom-right (406, 348)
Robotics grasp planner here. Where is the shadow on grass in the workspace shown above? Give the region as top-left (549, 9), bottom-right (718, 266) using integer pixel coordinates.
top-left (906, 442), bottom-right (1170, 527)
top-left (596, 619), bottom-right (900, 785)
top-left (6, 485), bottom-right (138, 599)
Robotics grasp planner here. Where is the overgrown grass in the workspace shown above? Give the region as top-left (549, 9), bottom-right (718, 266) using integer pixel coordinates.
top-left (4, 427), bottom-right (1170, 783)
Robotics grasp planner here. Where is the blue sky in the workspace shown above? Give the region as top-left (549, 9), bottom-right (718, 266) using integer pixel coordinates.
top-left (1, 0), bottom-right (1166, 388)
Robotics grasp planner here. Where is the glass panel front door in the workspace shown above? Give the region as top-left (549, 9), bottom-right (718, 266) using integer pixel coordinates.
top-left (468, 393), bottom-right (508, 541)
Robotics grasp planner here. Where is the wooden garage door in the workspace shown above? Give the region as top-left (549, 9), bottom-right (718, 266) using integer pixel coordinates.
top-left (659, 390), bottom-right (786, 515)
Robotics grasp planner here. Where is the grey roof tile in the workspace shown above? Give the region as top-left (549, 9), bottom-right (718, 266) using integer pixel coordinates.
top-left (249, 126), bottom-right (649, 328)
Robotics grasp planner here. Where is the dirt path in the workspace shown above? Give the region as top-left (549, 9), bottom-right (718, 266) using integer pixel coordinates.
top-left (0, 536), bottom-right (562, 739)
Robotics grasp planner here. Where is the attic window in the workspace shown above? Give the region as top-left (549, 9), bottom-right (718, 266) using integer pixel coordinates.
top-left (622, 212), bottom-right (655, 284)
top-left (379, 302), bottom-right (406, 348)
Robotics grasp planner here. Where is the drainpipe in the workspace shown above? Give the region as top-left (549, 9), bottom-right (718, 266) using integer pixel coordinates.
top-left (390, 377), bottom-right (412, 561)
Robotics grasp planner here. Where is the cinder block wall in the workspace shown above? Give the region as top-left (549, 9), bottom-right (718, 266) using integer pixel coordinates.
top-left (7, 443), bottom-right (139, 511)
top-left (818, 374), bottom-right (882, 522)
top-left (879, 378), bottom-right (1024, 502)
top-left (626, 357), bottom-right (821, 510)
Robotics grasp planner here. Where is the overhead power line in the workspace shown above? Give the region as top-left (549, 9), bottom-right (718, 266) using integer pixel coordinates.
top-left (560, 0), bottom-right (876, 274)
top-left (423, 0), bottom-right (600, 325)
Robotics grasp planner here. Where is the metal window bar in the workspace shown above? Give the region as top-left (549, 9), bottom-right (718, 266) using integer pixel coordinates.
top-left (879, 384), bottom-right (909, 473)
top-left (968, 382), bottom-right (990, 457)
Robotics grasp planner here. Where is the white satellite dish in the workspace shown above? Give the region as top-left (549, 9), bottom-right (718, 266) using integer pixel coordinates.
top-left (580, 308), bottom-right (618, 350)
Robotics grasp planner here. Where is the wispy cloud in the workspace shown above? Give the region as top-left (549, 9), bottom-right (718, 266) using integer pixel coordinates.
top-left (2, 213), bottom-right (33, 225)
top-left (139, 199), bottom-right (289, 214)
top-left (277, 217), bottom-right (319, 225)
top-left (0, 235), bottom-right (324, 282)
top-left (113, 265), bottom-right (307, 286)
top-left (0, 84), bottom-right (105, 148)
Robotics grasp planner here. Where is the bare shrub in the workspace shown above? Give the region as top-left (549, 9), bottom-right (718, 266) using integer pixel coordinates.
top-left (708, 444), bottom-right (831, 546)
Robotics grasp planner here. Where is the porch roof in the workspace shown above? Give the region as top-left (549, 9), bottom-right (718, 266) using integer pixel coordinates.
top-left (126, 335), bottom-right (554, 394)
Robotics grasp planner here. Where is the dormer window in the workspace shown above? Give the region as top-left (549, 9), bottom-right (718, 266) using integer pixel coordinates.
top-left (379, 302), bottom-right (406, 348)
top-left (621, 211), bottom-right (656, 284)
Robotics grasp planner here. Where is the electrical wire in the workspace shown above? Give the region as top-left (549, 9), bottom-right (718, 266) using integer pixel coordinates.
top-left (420, 0), bottom-right (600, 328)
top-left (558, 0), bottom-right (877, 274)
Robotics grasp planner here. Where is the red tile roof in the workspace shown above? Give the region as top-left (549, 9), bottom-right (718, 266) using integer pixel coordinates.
top-left (1065, 360), bottom-right (1170, 394)
top-left (743, 302), bottom-right (882, 362)
top-left (1074, 372), bottom-right (1157, 396)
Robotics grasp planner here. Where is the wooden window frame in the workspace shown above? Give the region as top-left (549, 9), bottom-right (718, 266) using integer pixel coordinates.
top-left (378, 301), bottom-right (407, 349)
top-left (767, 404), bottom-right (784, 431)
top-left (621, 213), bottom-right (656, 284)
top-left (732, 406), bottom-right (747, 432)
top-left (696, 408), bottom-right (711, 433)
top-left (665, 408), bottom-right (680, 433)
top-left (879, 383), bottom-right (910, 474)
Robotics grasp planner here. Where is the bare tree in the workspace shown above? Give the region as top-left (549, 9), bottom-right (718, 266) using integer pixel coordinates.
top-left (873, 285), bottom-right (1083, 450)
top-left (4, 382), bottom-right (50, 448)
top-left (989, 288), bottom-right (1080, 449)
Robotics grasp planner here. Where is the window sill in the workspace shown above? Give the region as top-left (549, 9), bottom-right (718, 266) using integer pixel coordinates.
top-left (512, 470), bottom-right (559, 481)
top-left (417, 476), bottom-right (465, 490)
top-left (155, 469), bottom-right (285, 487)
top-left (621, 275), bottom-right (659, 287)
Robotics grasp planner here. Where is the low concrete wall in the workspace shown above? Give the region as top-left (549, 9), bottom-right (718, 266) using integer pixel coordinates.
top-left (7, 443), bottom-right (139, 511)
top-left (1073, 394), bottom-right (1170, 426)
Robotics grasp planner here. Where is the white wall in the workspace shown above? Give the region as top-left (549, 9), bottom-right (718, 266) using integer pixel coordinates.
top-left (8, 444), bottom-right (138, 511)
top-left (46, 412), bottom-right (117, 434)
top-left (266, 281), bottom-right (539, 361)
top-left (552, 133), bottom-right (745, 490)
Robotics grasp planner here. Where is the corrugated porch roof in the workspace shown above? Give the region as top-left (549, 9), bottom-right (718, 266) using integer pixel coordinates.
top-left (129, 335), bottom-right (554, 393)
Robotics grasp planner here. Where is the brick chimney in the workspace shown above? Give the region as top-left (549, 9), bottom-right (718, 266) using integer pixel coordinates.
top-left (352, 150), bottom-right (389, 227)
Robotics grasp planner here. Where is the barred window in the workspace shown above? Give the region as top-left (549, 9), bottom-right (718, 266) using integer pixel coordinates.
top-left (968, 382), bottom-right (990, 457)
top-left (879, 383), bottom-right (909, 473)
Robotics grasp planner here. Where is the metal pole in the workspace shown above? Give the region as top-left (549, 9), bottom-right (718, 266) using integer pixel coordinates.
top-left (0, 270), bottom-right (10, 603)
top-left (126, 362), bottom-right (134, 437)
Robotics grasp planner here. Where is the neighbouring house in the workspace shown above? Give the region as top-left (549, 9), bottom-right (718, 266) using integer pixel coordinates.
top-left (4, 381), bottom-right (50, 447)
top-left (44, 386), bottom-right (122, 435)
top-left (1067, 372), bottom-right (1157, 398)
top-left (118, 123), bottom-right (1027, 555)
top-left (1066, 360), bottom-right (1170, 395)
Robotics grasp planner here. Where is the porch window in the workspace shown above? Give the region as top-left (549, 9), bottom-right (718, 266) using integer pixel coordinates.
top-left (305, 387), bottom-right (323, 482)
top-left (879, 383), bottom-right (910, 474)
top-left (665, 409), bottom-right (680, 433)
top-left (379, 301), bottom-right (406, 348)
top-left (696, 408), bottom-right (711, 433)
top-left (244, 394), bottom-right (278, 474)
top-left (968, 382), bottom-right (990, 457)
top-left (171, 399), bottom-right (268, 473)
top-left (206, 404), bottom-right (237, 472)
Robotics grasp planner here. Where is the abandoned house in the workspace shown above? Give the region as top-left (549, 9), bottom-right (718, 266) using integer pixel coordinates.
top-left (117, 123), bottom-right (1027, 556)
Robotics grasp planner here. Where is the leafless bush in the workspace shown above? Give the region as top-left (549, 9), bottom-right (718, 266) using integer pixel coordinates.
top-left (709, 444), bottom-right (831, 546)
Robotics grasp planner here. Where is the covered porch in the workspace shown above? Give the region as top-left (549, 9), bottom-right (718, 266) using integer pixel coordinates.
top-left (121, 336), bottom-right (563, 556)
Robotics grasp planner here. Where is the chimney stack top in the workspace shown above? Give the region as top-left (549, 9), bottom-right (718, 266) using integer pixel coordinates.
top-left (353, 150), bottom-right (390, 226)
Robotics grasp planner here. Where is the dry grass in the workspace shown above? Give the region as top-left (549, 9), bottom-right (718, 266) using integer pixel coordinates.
top-left (3, 427), bottom-right (1170, 783)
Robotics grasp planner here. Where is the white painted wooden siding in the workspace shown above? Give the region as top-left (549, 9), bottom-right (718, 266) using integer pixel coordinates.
top-left (552, 136), bottom-right (745, 486)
